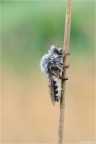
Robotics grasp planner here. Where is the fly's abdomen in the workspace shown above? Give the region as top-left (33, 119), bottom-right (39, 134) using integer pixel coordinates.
top-left (53, 77), bottom-right (61, 102)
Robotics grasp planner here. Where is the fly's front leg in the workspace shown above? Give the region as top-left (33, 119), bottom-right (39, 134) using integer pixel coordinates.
top-left (60, 51), bottom-right (70, 70)
top-left (61, 51), bottom-right (70, 58)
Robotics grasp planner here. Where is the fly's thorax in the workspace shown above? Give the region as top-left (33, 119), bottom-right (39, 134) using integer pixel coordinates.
top-left (40, 54), bottom-right (51, 73)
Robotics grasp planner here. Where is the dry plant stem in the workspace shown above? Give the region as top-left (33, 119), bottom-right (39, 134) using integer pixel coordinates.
top-left (58, 0), bottom-right (72, 144)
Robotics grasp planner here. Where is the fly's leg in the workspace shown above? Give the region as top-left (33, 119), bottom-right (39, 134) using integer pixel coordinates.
top-left (48, 64), bottom-right (69, 81)
top-left (51, 72), bottom-right (68, 81)
top-left (62, 64), bottom-right (69, 69)
top-left (48, 65), bottom-right (61, 78)
top-left (53, 74), bottom-right (68, 81)
top-left (59, 76), bottom-right (68, 81)
top-left (62, 51), bottom-right (70, 58)
top-left (58, 63), bottom-right (69, 71)
top-left (49, 65), bottom-right (61, 75)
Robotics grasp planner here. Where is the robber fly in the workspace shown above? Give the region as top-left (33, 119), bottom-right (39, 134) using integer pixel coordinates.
top-left (40, 45), bottom-right (69, 105)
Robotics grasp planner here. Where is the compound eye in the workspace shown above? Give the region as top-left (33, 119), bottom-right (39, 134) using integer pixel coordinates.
top-left (53, 48), bottom-right (60, 54)
top-left (55, 49), bottom-right (63, 55)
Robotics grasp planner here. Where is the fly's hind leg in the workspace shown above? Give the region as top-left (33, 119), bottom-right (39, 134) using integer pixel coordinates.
top-left (59, 76), bottom-right (68, 81)
top-left (52, 71), bottom-right (68, 81)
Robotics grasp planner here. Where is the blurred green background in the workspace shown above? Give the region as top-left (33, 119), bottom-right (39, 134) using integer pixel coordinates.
top-left (1, 0), bottom-right (95, 143)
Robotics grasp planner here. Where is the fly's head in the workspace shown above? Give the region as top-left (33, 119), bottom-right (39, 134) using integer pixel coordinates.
top-left (48, 45), bottom-right (63, 57)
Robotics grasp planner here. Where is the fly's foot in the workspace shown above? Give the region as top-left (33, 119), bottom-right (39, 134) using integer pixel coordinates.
top-left (65, 51), bottom-right (70, 56)
top-left (64, 77), bottom-right (68, 80)
top-left (62, 51), bottom-right (70, 57)
top-left (59, 76), bottom-right (68, 81)
top-left (62, 77), bottom-right (68, 81)
top-left (63, 64), bottom-right (69, 69)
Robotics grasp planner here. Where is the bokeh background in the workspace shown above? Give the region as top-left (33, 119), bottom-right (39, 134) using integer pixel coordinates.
top-left (1, 0), bottom-right (95, 143)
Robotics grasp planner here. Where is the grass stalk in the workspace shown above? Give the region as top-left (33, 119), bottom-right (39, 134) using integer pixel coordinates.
top-left (58, 0), bottom-right (72, 144)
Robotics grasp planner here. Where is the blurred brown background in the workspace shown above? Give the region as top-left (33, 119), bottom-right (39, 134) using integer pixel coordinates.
top-left (1, 0), bottom-right (95, 143)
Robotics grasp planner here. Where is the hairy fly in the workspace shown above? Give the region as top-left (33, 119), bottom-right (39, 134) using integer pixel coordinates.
top-left (40, 45), bottom-right (69, 104)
